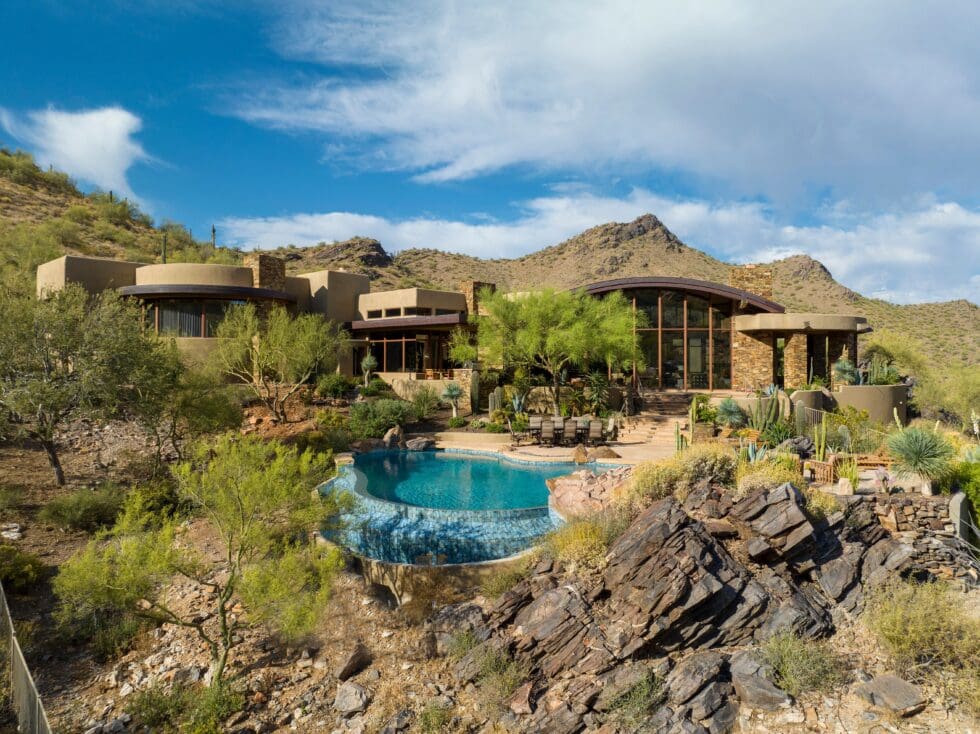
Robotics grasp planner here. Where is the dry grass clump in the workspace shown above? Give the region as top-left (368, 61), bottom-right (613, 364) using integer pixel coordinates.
top-left (761, 631), bottom-right (846, 697)
top-left (543, 519), bottom-right (608, 571)
top-left (604, 671), bottom-right (666, 730)
top-left (800, 487), bottom-right (839, 522)
top-left (864, 580), bottom-right (980, 716)
top-left (473, 646), bottom-right (530, 714)
top-left (619, 443), bottom-right (738, 511)
top-left (480, 556), bottom-right (536, 599)
top-left (734, 461), bottom-right (800, 500)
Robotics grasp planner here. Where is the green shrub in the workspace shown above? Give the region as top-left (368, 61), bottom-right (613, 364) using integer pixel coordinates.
top-left (40, 218), bottom-right (83, 248)
top-left (313, 409), bottom-right (353, 452)
top-left (865, 580), bottom-right (980, 717)
top-left (484, 422), bottom-right (508, 433)
top-left (886, 427), bottom-right (955, 482)
top-left (473, 646), bottom-right (529, 714)
top-left (447, 416), bottom-right (468, 429)
top-left (760, 417), bottom-right (794, 447)
top-left (0, 149), bottom-right (77, 194)
top-left (626, 460), bottom-right (683, 506)
top-left (418, 701), bottom-right (453, 733)
top-left (0, 485), bottom-right (22, 517)
top-left (359, 377), bottom-right (392, 398)
top-left (716, 398), bottom-right (746, 428)
top-left (605, 671), bottom-right (665, 730)
top-left (64, 205), bottom-right (95, 224)
top-left (38, 484), bottom-right (126, 531)
top-left (316, 372), bottom-right (355, 398)
top-left (945, 460), bottom-right (980, 508)
top-left (676, 443), bottom-right (738, 488)
top-left (126, 683), bottom-right (188, 731)
top-left (349, 399), bottom-right (417, 439)
top-left (0, 545), bottom-right (44, 593)
top-left (411, 385), bottom-right (442, 420)
top-left (761, 631), bottom-right (845, 697)
top-left (186, 683), bottom-right (245, 734)
top-left (446, 629), bottom-right (480, 660)
top-left (129, 480), bottom-right (191, 524)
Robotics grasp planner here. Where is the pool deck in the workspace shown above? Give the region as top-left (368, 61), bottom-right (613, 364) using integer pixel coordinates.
top-left (427, 431), bottom-right (676, 466)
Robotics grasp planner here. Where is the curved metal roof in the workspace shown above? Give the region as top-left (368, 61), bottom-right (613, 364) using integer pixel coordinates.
top-left (580, 276), bottom-right (784, 313)
top-left (117, 284), bottom-right (296, 302)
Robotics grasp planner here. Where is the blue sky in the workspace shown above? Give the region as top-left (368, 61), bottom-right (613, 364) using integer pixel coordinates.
top-left (2, 1), bottom-right (979, 304)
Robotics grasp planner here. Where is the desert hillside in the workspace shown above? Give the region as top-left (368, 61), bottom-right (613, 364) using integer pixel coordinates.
top-left (2, 149), bottom-right (977, 366)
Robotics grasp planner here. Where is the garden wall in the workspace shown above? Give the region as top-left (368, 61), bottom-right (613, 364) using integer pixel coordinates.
top-left (382, 369), bottom-right (478, 416)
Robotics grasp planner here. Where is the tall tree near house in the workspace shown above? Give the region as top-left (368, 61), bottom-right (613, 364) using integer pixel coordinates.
top-left (474, 288), bottom-right (641, 416)
top-left (53, 434), bottom-right (346, 686)
top-left (0, 284), bottom-right (168, 484)
top-left (212, 303), bottom-right (349, 422)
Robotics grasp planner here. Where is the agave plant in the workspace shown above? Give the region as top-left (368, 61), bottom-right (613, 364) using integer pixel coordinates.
top-left (886, 427), bottom-right (955, 491)
top-left (716, 397), bottom-right (746, 428)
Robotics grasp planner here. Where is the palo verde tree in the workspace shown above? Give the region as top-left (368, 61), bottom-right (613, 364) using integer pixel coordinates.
top-left (474, 288), bottom-right (641, 415)
top-left (0, 284), bottom-right (170, 484)
top-left (53, 434), bottom-right (346, 685)
top-left (212, 303), bottom-right (348, 422)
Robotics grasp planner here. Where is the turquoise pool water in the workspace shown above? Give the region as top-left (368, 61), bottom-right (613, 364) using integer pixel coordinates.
top-left (354, 450), bottom-right (577, 510)
top-left (320, 450), bottom-right (610, 565)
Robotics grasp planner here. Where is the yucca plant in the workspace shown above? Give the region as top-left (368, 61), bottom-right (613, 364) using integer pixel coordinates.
top-left (748, 395), bottom-right (780, 432)
top-left (831, 358), bottom-right (857, 386)
top-left (886, 428), bottom-right (955, 493)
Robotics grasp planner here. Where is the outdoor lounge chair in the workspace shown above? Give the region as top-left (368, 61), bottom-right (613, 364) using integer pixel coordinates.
top-left (540, 421), bottom-right (555, 446)
top-left (564, 418), bottom-right (578, 445)
top-left (528, 416), bottom-right (543, 443)
top-left (588, 420), bottom-right (604, 446)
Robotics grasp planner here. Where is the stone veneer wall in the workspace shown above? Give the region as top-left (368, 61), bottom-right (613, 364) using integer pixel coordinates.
top-left (783, 333), bottom-right (808, 388)
top-left (873, 493), bottom-right (956, 534)
top-left (243, 253), bottom-right (286, 291)
top-left (458, 280), bottom-right (496, 316)
top-left (729, 265), bottom-right (776, 392)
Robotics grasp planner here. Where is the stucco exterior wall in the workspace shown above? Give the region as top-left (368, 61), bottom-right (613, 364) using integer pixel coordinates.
top-left (135, 263), bottom-right (252, 287)
top-left (835, 384), bottom-right (909, 425)
top-left (37, 255), bottom-right (141, 296)
top-left (356, 288), bottom-right (467, 319)
top-left (299, 270), bottom-right (371, 323)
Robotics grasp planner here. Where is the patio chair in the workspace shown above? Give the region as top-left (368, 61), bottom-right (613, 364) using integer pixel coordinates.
top-left (528, 416), bottom-right (543, 444)
top-left (588, 420), bottom-right (604, 446)
top-left (564, 418), bottom-right (578, 445)
top-left (575, 416), bottom-right (591, 443)
top-left (507, 418), bottom-right (527, 446)
top-left (540, 421), bottom-right (555, 446)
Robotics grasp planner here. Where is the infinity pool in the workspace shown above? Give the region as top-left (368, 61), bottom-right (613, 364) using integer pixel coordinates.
top-left (355, 450), bottom-right (579, 510)
top-left (320, 450), bottom-right (609, 565)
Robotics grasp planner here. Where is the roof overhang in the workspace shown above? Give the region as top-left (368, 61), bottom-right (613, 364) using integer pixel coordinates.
top-left (580, 276), bottom-right (785, 313)
top-left (734, 312), bottom-right (872, 334)
top-left (117, 284), bottom-right (296, 302)
top-left (350, 313), bottom-right (466, 331)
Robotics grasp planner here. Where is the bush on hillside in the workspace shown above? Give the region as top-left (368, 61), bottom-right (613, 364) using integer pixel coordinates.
top-left (316, 373), bottom-right (355, 399)
top-left (761, 631), bottom-right (845, 697)
top-left (38, 483), bottom-right (126, 531)
top-left (411, 385), bottom-right (442, 420)
top-left (0, 545), bottom-right (44, 593)
top-left (348, 399), bottom-right (417, 439)
top-left (359, 377), bottom-right (392, 398)
top-left (0, 149), bottom-right (77, 194)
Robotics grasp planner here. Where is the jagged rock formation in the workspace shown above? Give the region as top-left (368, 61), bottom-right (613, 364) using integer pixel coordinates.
top-left (445, 483), bottom-right (927, 733)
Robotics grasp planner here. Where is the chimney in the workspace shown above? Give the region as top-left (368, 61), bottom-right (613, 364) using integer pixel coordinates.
top-left (459, 281), bottom-right (496, 316)
top-left (728, 265), bottom-right (773, 300)
top-left (243, 254), bottom-right (286, 291)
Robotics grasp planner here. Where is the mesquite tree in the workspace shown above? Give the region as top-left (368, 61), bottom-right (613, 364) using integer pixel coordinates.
top-left (213, 304), bottom-right (348, 422)
top-left (0, 285), bottom-right (168, 484)
top-left (53, 434), bottom-right (345, 685)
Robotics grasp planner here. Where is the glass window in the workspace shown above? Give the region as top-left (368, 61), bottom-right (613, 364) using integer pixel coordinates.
top-left (662, 333), bottom-right (685, 388)
top-left (628, 289), bottom-right (659, 327)
top-left (403, 307), bottom-right (431, 316)
top-left (369, 342), bottom-right (384, 370)
top-left (367, 310), bottom-right (382, 319)
top-left (637, 331), bottom-right (659, 381)
top-left (713, 331), bottom-right (732, 389)
top-left (384, 308), bottom-right (402, 317)
top-left (204, 301), bottom-right (229, 337)
top-left (687, 295), bottom-right (709, 328)
top-left (435, 308), bottom-right (457, 316)
top-left (687, 332), bottom-right (709, 389)
top-left (158, 299), bottom-right (201, 337)
top-left (385, 340), bottom-right (404, 371)
top-left (661, 291), bottom-right (684, 328)
top-left (711, 301), bottom-right (732, 331)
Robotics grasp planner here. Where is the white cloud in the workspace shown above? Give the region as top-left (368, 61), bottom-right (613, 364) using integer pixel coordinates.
top-left (219, 190), bottom-right (980, 304)
top-left (0, 106), bottom-right (150, 200)
top-left (237, 1), bottom-right (980, 206)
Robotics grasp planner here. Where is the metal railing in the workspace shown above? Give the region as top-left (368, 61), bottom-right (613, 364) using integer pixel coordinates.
top-left (794, 402), bottom-right (891, 454)
top-left (0, 581), bottom-right (52, 734)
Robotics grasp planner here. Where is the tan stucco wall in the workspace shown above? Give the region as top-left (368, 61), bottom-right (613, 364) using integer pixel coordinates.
top-left (835, 384), bottom-right (909, 425)
top-left (298, 270), bottom-right (371, 323)
top-left (135, 263), bottom-right (253, 287)
top-left (284, 276), bottom-right (312, 311)
top-left (37, 255), bottom-right (140, 296)
top-left (734, 312), bottom-right (871, 333)
top-left (356, 288), bottom-right (466, 319)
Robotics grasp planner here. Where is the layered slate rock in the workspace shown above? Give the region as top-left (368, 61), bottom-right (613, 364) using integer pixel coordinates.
top-left (733, 483), bottom-right (820, 571)
top-left (729, 650), bottom-right (791, 710)
top-left (855, 675), bottom-right (927, 717)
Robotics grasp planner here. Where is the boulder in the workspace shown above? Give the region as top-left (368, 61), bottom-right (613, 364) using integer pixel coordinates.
top-left (572, 444), bottom-right (590, 464)
top-left (729, 650), bottom-right (791, 710)
top-left (333, 681), bottom-right (373, 715)
top-left (855, 674), bottom-right (926, 717)
top-left (508, 680), bottom-right (534, 715)
top-left (382, 425), bottom-right (404, 450)
top-left (425, 602), bottom-right (488, 656)
top-left (733, 483), bottom-right (817, 569)
top-left (587, 446), bottom-right (621, 460)
top-left (777, 436), bottom-right (815, 459)
top-left (334, 641), bottom-right (372, 681)
top-left (404, 436), bottom-right (435, 451)
top-left (547, 466), bottom-right (633, 518)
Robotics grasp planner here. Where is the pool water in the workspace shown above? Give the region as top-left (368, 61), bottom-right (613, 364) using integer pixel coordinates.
top-left (354, 450), bottom-right (577, 510)
top-left (320, 450), bottom-right (612, 565)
